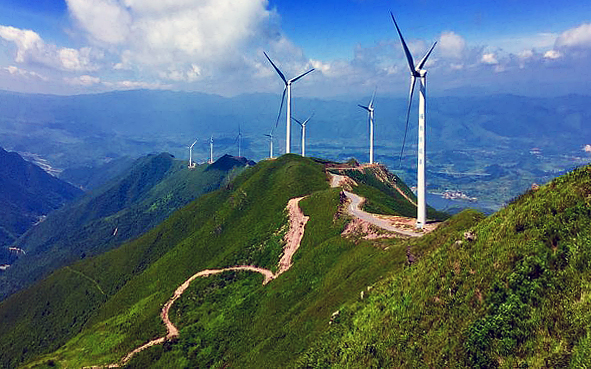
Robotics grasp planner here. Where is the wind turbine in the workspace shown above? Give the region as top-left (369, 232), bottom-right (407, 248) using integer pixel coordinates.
top-left (264, 131), bottom-right (274, 159)
top-left (292, 113), bottom-right (314, 157)
top-left (187, 139), bottom-right (197, 168)
top-left (391, 12), bottom-right (437, 229)
top-left (234, 125), bottom-right (243, 157)
top-left (209, 135), bottom-right (214, 164)
top-left (264, 52), bottom-right (314, 154)
top-left (358, 88), bottom-right (377, 164)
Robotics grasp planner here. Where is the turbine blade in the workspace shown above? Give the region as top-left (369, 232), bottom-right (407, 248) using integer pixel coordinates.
top-left (358, 104), bottom-right (370, 112)
top-left (263, 51), bottom-right (287, 84)
top-left (291, 116), bottom-right (303, 126)
top-left (390, 12), bottom-right (416, 72)
top-left (275, 86), bottom-right (286, 129)
top-left (399, 76), bottom-right (416, 167)
top-left (369, 87), bottom-right (377, 108)
top-left (290, 68), bottom-right (315, 83)
top-left (302, 113), bottom-right (313, 126)
top-left (416, 41), bottom-right (437, 70)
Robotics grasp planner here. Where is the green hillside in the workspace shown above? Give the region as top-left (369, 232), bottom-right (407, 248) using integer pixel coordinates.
top-left (0, 153), bottom-right (248, 300)
top-left (0, 147), bottom-right (82, 254)
top-left (0, 154), bottom-right (422, 368)
top-left (4, 155), bottom-right (587, 368)
top-left (299, 164), bottom-right (591, 367)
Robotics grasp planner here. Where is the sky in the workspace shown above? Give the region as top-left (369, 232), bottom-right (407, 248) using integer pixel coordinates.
top-left (0, 0), bottom-right (590, 98)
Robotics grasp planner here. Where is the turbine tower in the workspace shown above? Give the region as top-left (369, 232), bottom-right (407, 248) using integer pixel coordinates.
top-left (187, 139), bottom-right (197, 168)
top-left (209, 135), bottom-right (214, 164)
top-left (358, 88), bottom-right (376, 164)
top-left (264, 52), bottom-right (314, 154)
top-left (391, 12), bottom-right (437, 229)
top-left (234, 125), bottom-right (243, 157)
top-left (264, 132), bottom-right (274, 159)
top-left (292, 113), bottom-right (314, 157)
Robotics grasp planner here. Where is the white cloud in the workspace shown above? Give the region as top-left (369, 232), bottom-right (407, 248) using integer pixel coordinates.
top-left (0, 25), bottom-right (101, 71)
top-left (481, 53), bottom-right (498, 65)
top-left (556, 23), bottom-right (591, 49)
top-left (103, 80), bottom-right (172, 90)
top-left (66, 0), bottom-right (131, 44)
top-left (584, 144), bottom-right (591, 153)
top-left (544, 50), bottom-right (562, 59)
top-left (64, 74), bottom-right (101, 85)
top-left (3, 65), bottom-right (48, 80)
top-left (66, 0), bottom-right (275, 72)
top-left (438, 31), bottom-right (466, 59)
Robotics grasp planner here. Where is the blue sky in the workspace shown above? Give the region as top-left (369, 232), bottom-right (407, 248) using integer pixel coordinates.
top-left (0, 0), bottom-right (589, 97)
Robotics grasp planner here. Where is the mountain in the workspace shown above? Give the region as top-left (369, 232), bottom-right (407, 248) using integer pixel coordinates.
top-left (301, 164), bottom-right (591, 367)
top-left (1, 89), bottom-right (590, 209)
top-left (0, 154), bottom-right (423, 368)
top-left (0, 154), bottom-right (589, 367)
top-left (0, 152), bottom-right (250, 300)
top-left (0, 147), bottom-right (82, 258)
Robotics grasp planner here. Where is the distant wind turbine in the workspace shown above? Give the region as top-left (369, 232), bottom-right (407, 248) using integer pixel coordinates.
top-left (234, 125), bottom-right (243, 157)
top-left (264, 132), bottom-right (274, 159)
top-left (358, 88), bottom-right (377, 164)
top-left (292, 113), bottom-right (314, 157)
top-left (264, 52), bottom-right (314, 154)
top-left (187, 139), bottom-right (197, 168)
top-left (391, 12), bottom-right (437, 229)
top-left (209, 135), bottom-right (214, 164)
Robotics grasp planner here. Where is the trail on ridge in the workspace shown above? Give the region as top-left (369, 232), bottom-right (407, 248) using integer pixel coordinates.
top-left (92, 196), bottom-right (309, 368)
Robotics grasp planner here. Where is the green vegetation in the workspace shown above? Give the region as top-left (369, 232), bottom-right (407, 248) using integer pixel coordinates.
top-left (0, 153), bottom-right (247, 300)
top-left (299, 164), bottom-right (591, 367)
top-left (2, 155), bottom-right (589, 368)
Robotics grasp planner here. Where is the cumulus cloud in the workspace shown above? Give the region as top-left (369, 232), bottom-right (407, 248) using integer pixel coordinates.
top-left (556, 23), bottom-right (591, 50)
top-left (544, 50), bottom-right (562, 59)
top-left (438, 31), bottom-right (466, 59)
top-left (481, 53), bottom-right (499, 65)
top-left (66, 0), bottom-right (276, 75)
top-left (0, 25), bottom-right (101, 71)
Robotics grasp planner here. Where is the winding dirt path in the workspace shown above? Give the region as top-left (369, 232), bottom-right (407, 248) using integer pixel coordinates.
top-left (98, 196), bottom-right (309, 368)
top-left (330, 173), bottom-right (436, 237)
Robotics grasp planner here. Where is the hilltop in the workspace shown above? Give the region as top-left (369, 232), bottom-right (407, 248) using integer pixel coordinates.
top-left (1, 155), bottom-right (589, 368)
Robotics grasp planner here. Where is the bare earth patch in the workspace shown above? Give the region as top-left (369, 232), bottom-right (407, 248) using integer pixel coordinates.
top-left (90, 197), bottom-right (309, 368)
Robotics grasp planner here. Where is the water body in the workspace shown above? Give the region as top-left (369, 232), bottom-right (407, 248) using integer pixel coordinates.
top-left (426, 193), bottom-right (501, 215)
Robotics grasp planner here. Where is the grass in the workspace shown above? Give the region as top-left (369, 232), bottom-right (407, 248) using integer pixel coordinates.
top-left (298, 164), bottom-right (591, 367)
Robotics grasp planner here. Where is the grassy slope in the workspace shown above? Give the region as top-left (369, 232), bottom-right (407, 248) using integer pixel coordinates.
top-left (13, 155), bottom-right (429, 369)
top-left (16, 155), bottom-right (328, 367)
top-left (299, 164), bottom-right (591, 368)
top-left (0, 154), bottom-right (244, 300)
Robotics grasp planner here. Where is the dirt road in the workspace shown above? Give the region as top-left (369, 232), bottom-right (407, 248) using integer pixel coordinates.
top-left (97, 197), bottom-right (309, 367)
top-left (344, 191), bottom-right (423, 237)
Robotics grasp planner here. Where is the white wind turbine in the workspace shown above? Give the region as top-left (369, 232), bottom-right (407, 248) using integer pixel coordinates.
top-left (187, 139), bottom-right (197, 168)
top-left (209, 135), bottom-right (214, 164)
top-left (264, 131), bottom-right (274, 159)
top-left (292, 113), bottom-right (314, 157)
top-left (358, 88), bottom-right (377, 164)
top-left (264, 52), bottom-right (314, 154)
top-left (234, 125), bottom-right (243, 157)
top-left (391, 12), bottom-right (437, 230)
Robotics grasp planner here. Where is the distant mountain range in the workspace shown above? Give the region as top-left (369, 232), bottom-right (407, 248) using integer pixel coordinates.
top-left (0, 147), bottom-right (81, 258)
top-left (0, 152), bottom-right (251, 300)
top-left (0, 89), bottom-right (590, 207)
